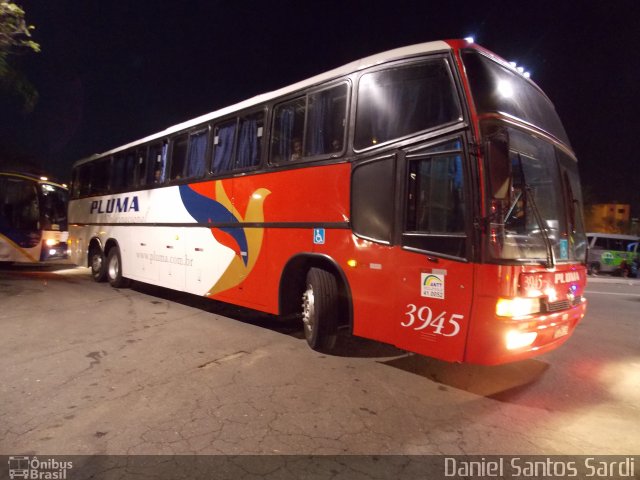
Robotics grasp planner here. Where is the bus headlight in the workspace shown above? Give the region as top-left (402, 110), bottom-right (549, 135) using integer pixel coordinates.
top-left (506, 330), bottom-right (538, 350)
top-left (45, 238), bottom-right (57, 246)
top-left (496, 297), bottom-right (541, 318)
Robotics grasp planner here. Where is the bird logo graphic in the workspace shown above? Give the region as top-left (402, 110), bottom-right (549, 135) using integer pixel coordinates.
top-left (179, 182), bottom-right (270, 295)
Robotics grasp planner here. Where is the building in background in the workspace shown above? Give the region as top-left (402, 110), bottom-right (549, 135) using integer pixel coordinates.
top-left (585, 203), bottom-right (632, 234)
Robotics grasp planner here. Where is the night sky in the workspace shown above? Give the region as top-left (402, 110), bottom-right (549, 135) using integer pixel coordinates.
top-left (1, 1), bottom-right (639, 215)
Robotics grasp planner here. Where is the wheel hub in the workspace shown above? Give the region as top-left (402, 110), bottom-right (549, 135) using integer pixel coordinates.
top-left (302, 286), bottom-right (315, 335)
top-left (92, 254), bottom-right (102, 272)
top-left (108, 255), bottom-right (119, 279)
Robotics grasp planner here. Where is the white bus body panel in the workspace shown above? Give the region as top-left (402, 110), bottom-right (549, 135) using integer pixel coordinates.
top-left (69, 185), bottom-right (235, 296)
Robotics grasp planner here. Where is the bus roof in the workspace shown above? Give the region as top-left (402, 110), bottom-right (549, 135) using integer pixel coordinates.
top-left (0, 171), bottom-right (68, 190)
top-left (74, 40), bottom-right (454, 166)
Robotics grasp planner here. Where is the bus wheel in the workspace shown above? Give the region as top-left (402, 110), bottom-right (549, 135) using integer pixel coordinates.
top-left (106, 246), bottom-right (131, 288)
top-left (90, 248), bottom-right (107, 282)
top-left (301, 268), bottom-right (338, 351)
top-left (588, 262), bottom-right (600, 276)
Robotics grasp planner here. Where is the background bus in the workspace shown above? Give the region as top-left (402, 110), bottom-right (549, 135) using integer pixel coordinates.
top-left (586, 232), bottom-right (639, 275)
top-left (68, 40), bottom-right (588, 365)
top-left (0, 171), bottom-right (69, 264)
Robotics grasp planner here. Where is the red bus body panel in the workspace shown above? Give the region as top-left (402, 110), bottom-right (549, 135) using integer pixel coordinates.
top-left (191, 162), bottom-right (586, 365)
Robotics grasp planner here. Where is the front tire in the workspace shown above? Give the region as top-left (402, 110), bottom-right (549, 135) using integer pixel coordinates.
top-left (106, 246), bottom-right (131, 288)
top-left (301, 268), bottom-right (338, 351)
top-left (588, 262), bottom-right (600, 276)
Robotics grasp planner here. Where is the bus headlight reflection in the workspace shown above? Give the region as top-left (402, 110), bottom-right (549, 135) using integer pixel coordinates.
top-left (496, 297), bottom-right (541, 318)
top-left (506, 330), bottom-right (537, 350)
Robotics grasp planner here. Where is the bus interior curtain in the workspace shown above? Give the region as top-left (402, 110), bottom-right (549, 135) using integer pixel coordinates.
top-left (278, 107), bottom-right (294, 161)
top-left (213, 124), bottom-right (236, 173)
top-left (307, 94), bottom-right (327, 155)
top-left (372, 81), bottom-right (419, 143)
top-left (236, 119), bottom-right (258, 168)
top-left (187, 132), bottom-right (207, 177)
top-left (160, 143), bottom-right (169, 181)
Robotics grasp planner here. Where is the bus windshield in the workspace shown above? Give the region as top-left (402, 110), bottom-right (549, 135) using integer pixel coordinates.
top-left (484, 124), bottom-right (587, 264)
top-left (462, 49), bottom-right (570, 146)
top-left (39, 183), bottom-right (68, 231)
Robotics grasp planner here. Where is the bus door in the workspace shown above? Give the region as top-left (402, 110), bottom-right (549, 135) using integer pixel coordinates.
top-left (394, 141), bottom-right (474, 363)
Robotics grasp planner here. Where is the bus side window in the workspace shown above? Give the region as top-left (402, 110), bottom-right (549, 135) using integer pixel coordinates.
top-left (124, 150), bottom-right (137, 188)
top-left (271, 97), bottom-right (305, 163)
top-left (236, 113), bottom-right (263, 169)
top-left (135, 148), bottom-right (147, 187)
top-left (403, 150), bottom-right (466, 257)
top-left (78, 164), bottom-right (92, 197)
top-left (146, 142), bottom-right (168, 185)
top-left (170, 134), bottom-right (189, 180)
top-left (185, 128), bottom-right (209, 178)
top-left (212, 120), bottom-right (237, 174)
top-left (111, 154), bottom-right (126, 192)
top-left (305, 84), bottom-right (347, 157)
top-left (594, 237), bottom-right (608, 249)
top-left (93, 157), bottom-right (112, 195)
top-left (354, 59), bottom-right (462, 150)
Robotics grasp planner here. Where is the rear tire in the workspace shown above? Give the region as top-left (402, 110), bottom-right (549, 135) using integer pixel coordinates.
top-left (301, 267), bottom-right (338, 351)
top-left (106, 246), bottom-right (131, 288)
top-left (90, 247), bottom-right (107, 282)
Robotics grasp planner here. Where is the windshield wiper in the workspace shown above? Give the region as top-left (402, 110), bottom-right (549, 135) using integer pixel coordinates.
top-left (523, 183), bottom-right (555, 268)
top-left (503, 190), bottom-right (523, 224)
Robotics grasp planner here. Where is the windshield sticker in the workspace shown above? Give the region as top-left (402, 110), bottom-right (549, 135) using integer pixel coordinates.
top-left (559, 239), bottom-right (568, 260)
top-left (421, 273), bottom-right (445, 299)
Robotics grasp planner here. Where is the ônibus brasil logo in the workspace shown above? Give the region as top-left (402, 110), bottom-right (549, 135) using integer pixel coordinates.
top-left (8, 456), bottom-right (73, 479)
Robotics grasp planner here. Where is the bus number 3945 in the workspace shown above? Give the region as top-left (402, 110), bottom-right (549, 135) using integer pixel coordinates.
top-left (402, 305), bottom-right (462, 337)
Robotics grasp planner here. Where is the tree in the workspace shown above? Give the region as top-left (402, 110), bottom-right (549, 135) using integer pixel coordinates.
top-left (0, 1), bottom-right (40, 112)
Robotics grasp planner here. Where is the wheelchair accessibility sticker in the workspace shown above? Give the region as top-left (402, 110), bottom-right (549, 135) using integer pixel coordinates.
top-left (313, 228), bottom-right (325, 245)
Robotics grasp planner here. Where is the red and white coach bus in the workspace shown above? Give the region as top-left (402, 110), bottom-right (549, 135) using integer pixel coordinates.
top-left (68, 40), bottom-right (588, 365)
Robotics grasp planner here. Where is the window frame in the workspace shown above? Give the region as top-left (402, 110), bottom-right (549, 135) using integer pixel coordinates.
top-left (210, 109), bottom-right (266, 176)
top-left (399, 135), bottom-right (470, 261)
top-left (269, 80), bottom-right (350, 166)
top-left (352, 55), bottom-right (463, 154)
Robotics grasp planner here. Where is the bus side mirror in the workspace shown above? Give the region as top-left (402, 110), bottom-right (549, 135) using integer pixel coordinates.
top-left (485, 138), bottom-right (511, 200)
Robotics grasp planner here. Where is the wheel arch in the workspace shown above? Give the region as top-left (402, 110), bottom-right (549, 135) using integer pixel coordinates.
top-left (278, 253), bottom-right (353, 331)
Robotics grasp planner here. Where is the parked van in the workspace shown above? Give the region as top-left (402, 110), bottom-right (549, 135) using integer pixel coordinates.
top-left (586, 233), bottom-right (639, 275)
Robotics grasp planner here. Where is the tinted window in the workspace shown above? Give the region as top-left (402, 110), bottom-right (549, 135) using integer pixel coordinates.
top-left (406, 154), bottom-right (465, 234)
top-left (271, 98), bottom-right (305, 163)
top-left (355, 59), bottom-right (461, 150)
top-left (78, 164), bottom-right (92, 197)
top-left (305, 84), bottom-right (347, 156)
top-left (146, 142), bottom-right (168, 185)
top-left (462, 50), bottom-right (570, 146)
top-left (0, 177), bottom-right (39, 232)
top-left (352, 156), bottom-right (395, 243)
top-left (123, 150), bottom-right (137, 188)
top-left (39, 184), bottom-right (68, 230)
top-left (212, 114), bottom-right (264, 173)
top-left (402, 139), bottom-right (466, 257)
top-left (212, 120), bottom-right (237, 174)
top-left (236, 113), bottom-right (264, 169)
top-left (170, 134), bottom-right (189, 180)
top-left (134, 148), bottom-right (147, 187)
top-left (185, 129), bottom-right (209, 178)
top-left (92, 158), bottom-right (111, 195)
